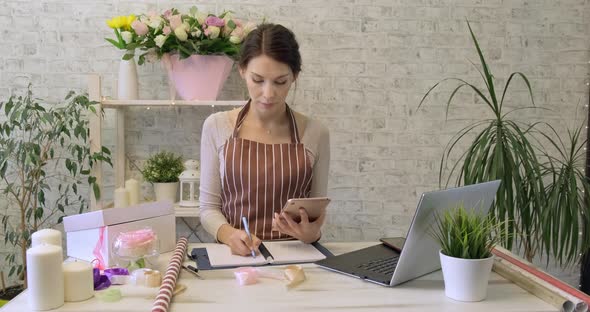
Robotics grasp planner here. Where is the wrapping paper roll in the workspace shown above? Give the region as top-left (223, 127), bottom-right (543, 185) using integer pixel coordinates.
top-left (152, 237), bottom-right (188, 312)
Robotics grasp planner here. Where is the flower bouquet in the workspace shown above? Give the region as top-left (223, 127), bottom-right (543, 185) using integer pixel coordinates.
top-left (105, 7), bottom-right (258, 100)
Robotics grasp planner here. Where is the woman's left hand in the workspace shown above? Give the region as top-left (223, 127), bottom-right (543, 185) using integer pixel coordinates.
top-left (273, 208), bottom-right (326, 243)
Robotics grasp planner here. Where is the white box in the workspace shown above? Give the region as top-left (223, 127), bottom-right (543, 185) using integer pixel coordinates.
top-left (63, 201), bottom-right (176, 267)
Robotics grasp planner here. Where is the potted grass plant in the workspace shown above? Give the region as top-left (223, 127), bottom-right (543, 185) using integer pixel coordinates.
top-left (430, 203), bottom-right (504, 302)
top-left (142, 151), bottom-right (184, 203)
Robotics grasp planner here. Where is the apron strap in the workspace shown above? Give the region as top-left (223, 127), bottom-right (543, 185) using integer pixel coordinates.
top-left (232, 100), bottom-right (301, 144)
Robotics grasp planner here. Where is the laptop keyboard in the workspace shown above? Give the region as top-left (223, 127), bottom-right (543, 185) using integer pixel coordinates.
top-left (356, 255), bottom-right (399, 275)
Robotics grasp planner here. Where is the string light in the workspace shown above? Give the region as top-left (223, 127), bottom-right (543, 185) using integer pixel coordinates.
top-left (171, 100), bottom-right (176, 106)
top-left (146, 107), bottom-right (151, 110)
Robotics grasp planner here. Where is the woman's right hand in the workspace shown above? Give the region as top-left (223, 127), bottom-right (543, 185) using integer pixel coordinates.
top-left (217, 224), bottom-right (262, 256)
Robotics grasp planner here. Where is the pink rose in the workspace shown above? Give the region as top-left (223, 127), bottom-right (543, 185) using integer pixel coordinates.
top-left (131, 20), bottom-right (148, 36)
top-left (163, 9), bottom-right (172, 20)
top-left (169, 14), bottom-right (182, 30)
top-left (205, 16), bottom-right (225, 27)
top-left (162, 26), bottom-right (171, 35)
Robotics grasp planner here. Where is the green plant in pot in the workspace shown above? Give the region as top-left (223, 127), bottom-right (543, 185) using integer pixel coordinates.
top-left (430, 203), bottom-right (504, 302)
top-left (418, 20), bottom-right (590, 265)
top-left (142, 151), bottom-right (184, 203)
top-left (0, 85), bottom-right (112, 295)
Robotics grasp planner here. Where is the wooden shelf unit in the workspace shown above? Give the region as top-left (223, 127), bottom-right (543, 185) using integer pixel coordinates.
top-left (87, 74), bottom-right (245, 210)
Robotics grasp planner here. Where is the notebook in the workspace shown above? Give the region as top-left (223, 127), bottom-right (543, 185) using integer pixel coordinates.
top-left (193, 241), bottom-right (330, 269)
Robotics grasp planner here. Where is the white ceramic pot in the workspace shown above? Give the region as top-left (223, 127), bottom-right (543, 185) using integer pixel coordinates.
top-left (439, 250), bottom-right (494, 302)
top-left (117, 57), bottom-right (138, 100)
top-left (153, 182), bottom-right (178, 204)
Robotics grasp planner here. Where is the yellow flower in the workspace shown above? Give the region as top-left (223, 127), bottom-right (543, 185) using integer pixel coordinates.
top-left (106, 15), bottom-right (136, 30)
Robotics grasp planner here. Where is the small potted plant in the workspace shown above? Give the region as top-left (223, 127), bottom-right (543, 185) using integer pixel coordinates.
top-left (142, 151), bottom-right (184, 203)
top-left (430, 203), bottom-right (504, 302)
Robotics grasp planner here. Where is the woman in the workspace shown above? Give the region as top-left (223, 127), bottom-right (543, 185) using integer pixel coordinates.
top-left (199, 23), bottom-right (330, 256)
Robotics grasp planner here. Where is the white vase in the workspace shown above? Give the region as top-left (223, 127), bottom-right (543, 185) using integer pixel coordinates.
top-left (117, 57), bottom-right (138, 100)
top-left (439, 251), bottom-right (494, 302)
top-left (153, 182), bottom-right (178, 204)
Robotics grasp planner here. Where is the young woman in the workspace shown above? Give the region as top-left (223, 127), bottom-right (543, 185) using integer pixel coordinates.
top-left (199, 24), bottom-right (330, 256)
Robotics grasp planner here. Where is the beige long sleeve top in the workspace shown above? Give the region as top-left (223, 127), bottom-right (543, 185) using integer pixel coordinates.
top-left (199, 108), bottom-right (330, 239)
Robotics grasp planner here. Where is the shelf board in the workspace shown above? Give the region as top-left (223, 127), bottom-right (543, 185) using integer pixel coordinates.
top-left (100, 99), bottom-right (246, 108)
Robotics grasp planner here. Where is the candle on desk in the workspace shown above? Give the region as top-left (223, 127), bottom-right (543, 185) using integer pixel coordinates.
top-left (63, 260), bottom-right (94, 302)
top-left (114, 187), bottom-right (129, 208)
top-left (125, 178), bottom-right (140, 206)
top-left (31, 229), bottom-right (62, 248)
top-left (27, 244), bottom-right (64, 310)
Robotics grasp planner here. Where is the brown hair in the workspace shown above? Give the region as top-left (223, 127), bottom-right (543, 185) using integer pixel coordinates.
top-left (238, 23), bottom-right (302, 75)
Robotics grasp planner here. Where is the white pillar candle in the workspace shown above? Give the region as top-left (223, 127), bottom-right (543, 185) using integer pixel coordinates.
top-left (26, 244), bottom-right (64, 311)
top-left (114, 187), bottom-right (129, 208)
top-left (63, 260), bottom-right (94, 302)
top-left (125, 178), bottom-right (140, 206)
top-left (31, 229), bottom-right (62, 248)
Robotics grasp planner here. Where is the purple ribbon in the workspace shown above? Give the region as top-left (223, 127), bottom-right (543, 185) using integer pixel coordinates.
top-left (93, 267), bottom-right (129, 290)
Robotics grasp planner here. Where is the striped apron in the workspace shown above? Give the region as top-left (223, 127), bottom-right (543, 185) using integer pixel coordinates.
top-left (221, 102), bottom-right (313, 240)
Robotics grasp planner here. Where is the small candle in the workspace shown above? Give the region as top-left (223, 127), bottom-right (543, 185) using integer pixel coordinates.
top-left (125, 178), bottom-right (140, 206)
top-left (114, 187), bottom-right (129, 208)
top-left (27, 244), bottom-right (64, 310)
top-left (31, 229), bottom-right (62, 248)
top-left (63, 260), bottom-right (94, 302)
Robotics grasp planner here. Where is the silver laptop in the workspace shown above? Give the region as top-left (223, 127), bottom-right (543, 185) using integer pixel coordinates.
top-left (315, 180), bottom-right (501, 286)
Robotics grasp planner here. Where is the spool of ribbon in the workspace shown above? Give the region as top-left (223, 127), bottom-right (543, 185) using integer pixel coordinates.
top-left (233, 265), bottom-right (306, 288)
top-left (151, 237), bottom-right (188, 312)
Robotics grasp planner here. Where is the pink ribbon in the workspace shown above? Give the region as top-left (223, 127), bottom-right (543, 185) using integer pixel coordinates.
top-left (93, 226), bottom-right (106, 270)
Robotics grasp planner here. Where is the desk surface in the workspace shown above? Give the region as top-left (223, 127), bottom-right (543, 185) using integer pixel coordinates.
top-left (1, 242), bottom-right (557, 312)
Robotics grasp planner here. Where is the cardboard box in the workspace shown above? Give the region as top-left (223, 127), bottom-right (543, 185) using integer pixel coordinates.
top-left (63, 201), bottom-right (176, 267)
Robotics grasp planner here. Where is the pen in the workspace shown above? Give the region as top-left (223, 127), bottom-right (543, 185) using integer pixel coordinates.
top-left (241, 216), bottom-right (257, 258)
top-left (181, 265), bottom-right (204, 280)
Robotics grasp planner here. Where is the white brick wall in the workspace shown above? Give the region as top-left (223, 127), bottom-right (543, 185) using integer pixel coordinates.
top-left (0, 0), bottom-right (588, 286)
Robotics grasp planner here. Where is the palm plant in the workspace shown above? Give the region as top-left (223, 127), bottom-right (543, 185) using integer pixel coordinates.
top-left (536, 121), bottom-right (590, 266)
top-left (418, 21), bottom-right (545, 261)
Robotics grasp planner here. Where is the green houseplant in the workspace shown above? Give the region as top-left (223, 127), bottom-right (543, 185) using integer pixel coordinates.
top-left (418, 21), bottom-right (590, 265)
top-left (0, 85), bottom-right (112, 291)
top-left (142, 151), bottom-right (184, 203)
top-left (430, 204), bottom-right (504, 301)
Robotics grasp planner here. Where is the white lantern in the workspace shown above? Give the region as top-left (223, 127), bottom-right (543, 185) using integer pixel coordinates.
top-left (179, 159), bottom-right (199, 207)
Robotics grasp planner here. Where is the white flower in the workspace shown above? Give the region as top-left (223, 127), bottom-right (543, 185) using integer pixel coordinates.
top-left (191, 29), bottom-right (202, 37)
top-left (174, 27), bottom-right (188, 41)
top-left (206, 26), bottom-right (220, 39)
top-left (148, 16), bottom-right (163, 30)
top-left (154, 34), bottom-right (168, 48)
top-left (121, 31), bottom-right (133, 44)
top-left (195, 11), bottom-right (207, 25)
top-left (229, 35), bottom-right (242, 44)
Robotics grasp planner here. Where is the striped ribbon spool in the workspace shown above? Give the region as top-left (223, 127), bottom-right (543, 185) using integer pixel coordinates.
top-left (152, 237), bottom-right (188, 312)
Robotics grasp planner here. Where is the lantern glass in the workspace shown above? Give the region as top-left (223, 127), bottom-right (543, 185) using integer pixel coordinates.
top-left (178, 159), bottom-right (200, 207)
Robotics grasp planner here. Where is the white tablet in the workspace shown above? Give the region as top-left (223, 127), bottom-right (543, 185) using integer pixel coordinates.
top-left (281, 197), bottom-right (331, 222)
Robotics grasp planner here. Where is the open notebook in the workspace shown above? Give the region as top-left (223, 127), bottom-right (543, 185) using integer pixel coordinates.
top-left (204, 241), bottom-right (327, 268)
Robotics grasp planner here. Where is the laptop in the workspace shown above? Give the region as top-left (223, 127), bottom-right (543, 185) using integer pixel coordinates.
top-left (315, 180), bottom-right (501, 286)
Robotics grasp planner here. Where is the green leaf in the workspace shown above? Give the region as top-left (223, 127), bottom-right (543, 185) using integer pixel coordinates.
top-left (93, 183), bottom-right (101, 200)
top-left (122, 53), bottom-right (135, 60)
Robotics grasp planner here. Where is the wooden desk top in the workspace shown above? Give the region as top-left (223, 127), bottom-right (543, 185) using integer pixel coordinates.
top-left (1, 242), bottom-right (557, 312)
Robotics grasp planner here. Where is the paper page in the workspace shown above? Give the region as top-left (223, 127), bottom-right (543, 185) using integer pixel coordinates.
top-left (264, 241), bottom-right (326, 264)
top-left (206, 244), bottom-right (267, 267)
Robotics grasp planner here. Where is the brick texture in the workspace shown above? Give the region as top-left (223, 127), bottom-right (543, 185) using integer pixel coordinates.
top-left (0, 0), bottom-right (588, 287)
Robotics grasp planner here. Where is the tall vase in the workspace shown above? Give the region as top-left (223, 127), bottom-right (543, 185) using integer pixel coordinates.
top-left (118, 57), bottom-right (138, 100)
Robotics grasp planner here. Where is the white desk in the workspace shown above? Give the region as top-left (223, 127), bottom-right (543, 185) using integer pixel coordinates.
top-left (1, 242), bottom-right (557, 312)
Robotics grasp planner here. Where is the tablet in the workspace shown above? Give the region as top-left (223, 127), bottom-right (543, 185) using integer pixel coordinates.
top-left (282, 197), bottom-right (331, 222)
